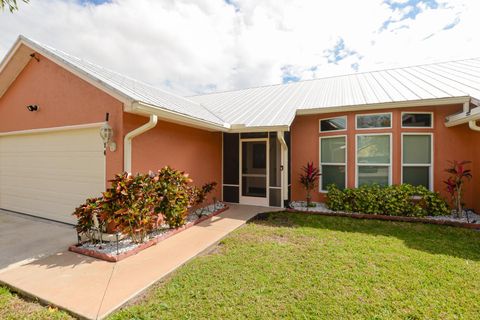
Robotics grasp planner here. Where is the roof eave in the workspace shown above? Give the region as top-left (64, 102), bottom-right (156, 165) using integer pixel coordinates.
top-left (131, 102), bottom-right (231, 132)
top-left (296, 96), bottom-right (470, 116)
top-left (229, 124), bottom-right (290, 133)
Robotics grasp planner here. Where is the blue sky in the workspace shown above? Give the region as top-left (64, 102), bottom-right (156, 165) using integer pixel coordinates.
top-left (0, 0), bottom-right (478, 95)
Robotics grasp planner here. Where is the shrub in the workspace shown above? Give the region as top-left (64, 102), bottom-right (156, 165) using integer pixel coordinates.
top-left (73, 197), bottom-right (104, 242)
top-left (443, 160), bottom-right (472, 218)
top-left (155, 166), bottom-right (196, 228)
top-left (299, 162), bottom-right (321, 207)
top-left (100, 172), bottom-right (160, 243)
top-left (193, 182), bottom-right (217, 206)
top-left (73, 167), bottom-right (217, 243)
top-left (326, 184), bottom-right (450, 217)
top-left (192, 182), bottom-right (218, 218)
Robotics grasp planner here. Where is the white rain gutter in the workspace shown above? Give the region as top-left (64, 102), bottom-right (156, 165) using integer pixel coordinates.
top-left (277, 131), bottom-right (289, 206)
top-left (445, 99), bottom-right (480, 127)
top-left (469, 120), bottom-right (480, 131)
top-left (124, 114), bottom-right (158, 173)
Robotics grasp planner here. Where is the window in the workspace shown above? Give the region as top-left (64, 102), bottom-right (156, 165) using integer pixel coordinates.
top-left (356, 113), bottom-right (392, 129)
top-left (320, 136), bottom-right (346, 191)
top-left (356, 134), bottom-right (391, 186)
top-left (401, 112), bottom-right (433, 128)
top-left (320, 116), bottom-right (347, 132)
top-left (402, 134), bottom-right (432, 189)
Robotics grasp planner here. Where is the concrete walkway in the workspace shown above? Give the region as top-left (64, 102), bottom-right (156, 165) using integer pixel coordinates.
top-left (0, 204), bottom-right (274, 320)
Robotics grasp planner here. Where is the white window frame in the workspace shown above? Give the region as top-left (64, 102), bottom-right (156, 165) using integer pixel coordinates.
top-left (319, 135), bottom-right (347, 192)
top-left (319, 116), bottom-right (347, 133)
top-left (401, 133), bottom-right (434, 190)
top-left (355, 133), bottom-right (392, 187)
top-left (400, 111), bottom-right (434, 129)
top-left (355, 112), bottom-right (393, 130)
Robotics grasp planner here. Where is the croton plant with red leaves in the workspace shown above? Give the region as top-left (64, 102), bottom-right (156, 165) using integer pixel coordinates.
top-left (443, 160), bottom-right (472, 218)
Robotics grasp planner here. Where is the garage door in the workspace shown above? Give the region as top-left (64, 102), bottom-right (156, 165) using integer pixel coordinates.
top-left (0, 126), bottom-right (105, 224)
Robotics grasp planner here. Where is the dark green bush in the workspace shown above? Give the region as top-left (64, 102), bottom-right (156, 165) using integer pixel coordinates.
top-left (326, 184), bottom-right (450, 217)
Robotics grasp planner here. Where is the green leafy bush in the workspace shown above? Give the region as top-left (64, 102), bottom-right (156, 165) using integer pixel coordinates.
top-left (101, 172), bottom-right (160, 243)
top-left (73, 167), bottom-right (217, 243)
top-left (155, 166), bottom-right (196, 228)
top-left (326, 184), bottom-right (450, 217)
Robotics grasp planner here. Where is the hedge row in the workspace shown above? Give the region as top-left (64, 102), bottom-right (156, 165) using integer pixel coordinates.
top-left (326, 184), bottom-right (450, 217)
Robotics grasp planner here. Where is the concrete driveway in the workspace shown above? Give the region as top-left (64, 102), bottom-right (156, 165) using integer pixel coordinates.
top-left (0, 210), bottom-right (76, 272)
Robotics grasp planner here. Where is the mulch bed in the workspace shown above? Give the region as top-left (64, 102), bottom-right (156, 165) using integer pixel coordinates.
top-left (287, 208), bottom-right (480, 230)
top-left (69, 206), bottom-right (229, 262)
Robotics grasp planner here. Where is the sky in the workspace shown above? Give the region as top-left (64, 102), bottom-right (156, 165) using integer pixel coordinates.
top-left (0, 0), bottom-right (479, 95)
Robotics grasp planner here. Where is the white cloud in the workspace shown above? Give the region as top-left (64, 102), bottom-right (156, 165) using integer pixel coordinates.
top-left (0, 0), bottom-right (479, 95)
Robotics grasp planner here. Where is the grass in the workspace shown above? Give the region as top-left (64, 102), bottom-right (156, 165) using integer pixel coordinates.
top-left (0, 286), bottom-right (71, 320)
top-left (2, 212), bottom-right (479, 319)
top-left (110, 212), bottom-right (480, 320)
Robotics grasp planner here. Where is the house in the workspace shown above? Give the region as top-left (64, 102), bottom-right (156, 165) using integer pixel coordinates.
top-left (0, 35), bottom-right (479, 224)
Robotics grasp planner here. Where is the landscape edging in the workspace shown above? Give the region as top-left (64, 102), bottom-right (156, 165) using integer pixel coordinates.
top-left (69, 206), bottom-right (229, 262)
top-left (286, 208), bottom-right (480, 230)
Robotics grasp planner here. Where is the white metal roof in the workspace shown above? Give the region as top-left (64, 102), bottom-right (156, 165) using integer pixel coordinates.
top-left (190, 58), bottom-right (480, 128)
top-left (3, 36), bottom-right (480, 130)
top-left (1, 36), bottom-right (226, 127)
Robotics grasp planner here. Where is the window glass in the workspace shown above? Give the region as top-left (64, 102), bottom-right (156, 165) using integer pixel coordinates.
top-left (357, 135), bottom-right (390, 164)
top-left (320, 136), bottom-right (346, 190)
top-left (402, 134), bottom-right (432, 189)
top-left (403, 167), bottom-right (429, 188)
top-left (357, 113), bottom-right (391, 129)
top-left (403, 135), bottom-right (431, 164)
top-left (402, 113), bottom-right (432, 127)
top-left (321, 165), bottom-right (346, 190)
top-left (358, 166), bottom-right (389, 186)
top-left (321, 137), bottom-right (346, 163)
top-left (320, 117), bottom-right (347, 132)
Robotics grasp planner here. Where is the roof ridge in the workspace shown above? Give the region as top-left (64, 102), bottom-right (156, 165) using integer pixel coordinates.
top-left (188, 56), bottom-right (480, 98)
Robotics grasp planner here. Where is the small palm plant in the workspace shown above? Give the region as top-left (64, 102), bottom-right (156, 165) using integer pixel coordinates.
top-left (299, 162), bottom-right (321, 207)
top-left (444, 160), bottom-right (472, 220)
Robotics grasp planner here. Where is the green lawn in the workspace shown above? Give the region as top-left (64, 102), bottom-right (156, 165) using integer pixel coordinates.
top-left (0, 286), bottom-right (71, 320)
top-left (111, 212), bottom-right (480, 320)
top-left (2, 212), bottom-right (479, 319)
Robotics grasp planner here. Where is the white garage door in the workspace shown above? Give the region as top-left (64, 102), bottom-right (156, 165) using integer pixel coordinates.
top-left (0, 126), bottom-right (105, 224)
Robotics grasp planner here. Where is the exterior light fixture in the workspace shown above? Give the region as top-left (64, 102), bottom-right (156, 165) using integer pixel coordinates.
top-left (100, 113), bottom-right (117, 153)
top-left (26, 104), bottom-right (39, 112)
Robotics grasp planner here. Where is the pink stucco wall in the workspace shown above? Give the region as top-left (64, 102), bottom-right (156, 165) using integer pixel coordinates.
top-left (0, 53), bottom-right (223, 200)
top-left (290, 105), bottom-right (480, 212)
top-left (0, 54), bottom-right (124, 184)
top-left (124, 113), bottom-right (222, 199)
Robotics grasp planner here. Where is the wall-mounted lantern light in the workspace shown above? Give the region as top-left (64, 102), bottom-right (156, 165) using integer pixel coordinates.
top-left (26, 104), bottom-right (39, 112)
top-left (100, 113), bottom-right (116, 153)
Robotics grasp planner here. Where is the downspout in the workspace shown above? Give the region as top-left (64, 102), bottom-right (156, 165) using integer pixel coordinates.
top-left (277, 131), bottom-right (289, 207)
top-left (469, 120), bottom-right (480, 131)
top-left (124, 114), bottom-right (158, 173)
